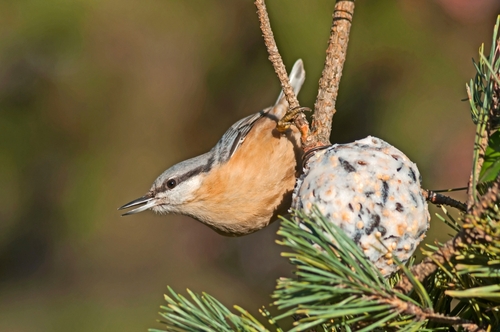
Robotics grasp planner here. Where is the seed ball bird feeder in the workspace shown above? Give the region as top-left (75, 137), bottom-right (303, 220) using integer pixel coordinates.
top-left (292, 136), bottom-right (430, 276)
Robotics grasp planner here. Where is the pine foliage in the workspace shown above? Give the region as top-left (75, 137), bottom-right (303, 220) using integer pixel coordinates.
top-left (151, 16), bottom-right (500, 332)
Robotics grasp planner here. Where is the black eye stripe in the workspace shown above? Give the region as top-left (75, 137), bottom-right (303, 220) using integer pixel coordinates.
top-left (162, 161), bottom-right (214, 191)
top-left (177, 164), bottom-right (212, 183)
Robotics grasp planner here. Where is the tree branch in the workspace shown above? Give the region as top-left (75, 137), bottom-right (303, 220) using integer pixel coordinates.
top-left (394, 236), bottom-right (462, 294)
top-left (254, 0), bottom-right (300, 111)
top-left (254, 0), bottom-right (355, 153)
top-left (254, 0), bottom-right (311, 145)
top-left (423, 189), bottom-right (467, 212)
top-left (384, 297), bottom-right (485, 331)
top-left (466, 124), bottom-right (489, 210)
top-left (309, 0), bottom-right (355, 149)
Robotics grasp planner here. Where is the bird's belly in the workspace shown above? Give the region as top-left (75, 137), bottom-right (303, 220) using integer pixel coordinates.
top-left (190, 119), bottom-right (302, 236)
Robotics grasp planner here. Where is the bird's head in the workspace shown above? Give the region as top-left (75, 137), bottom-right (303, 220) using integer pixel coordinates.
top-left (119, 152), bottom-right (214, 216)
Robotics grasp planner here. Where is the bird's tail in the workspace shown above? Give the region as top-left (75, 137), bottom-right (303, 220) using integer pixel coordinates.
top-left (272, 59), bottom-right (306, 119)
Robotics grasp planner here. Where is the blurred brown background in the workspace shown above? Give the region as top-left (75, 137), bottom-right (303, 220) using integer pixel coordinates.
top-left (0, 0), bottom-right (499, 331)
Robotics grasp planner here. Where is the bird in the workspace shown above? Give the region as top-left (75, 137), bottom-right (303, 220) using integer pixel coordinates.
top-left (119, 60), bottom-right (306, 236)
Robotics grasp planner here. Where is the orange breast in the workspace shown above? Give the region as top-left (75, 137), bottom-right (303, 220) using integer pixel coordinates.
top-left (188, 114), bottom-right (302, 236)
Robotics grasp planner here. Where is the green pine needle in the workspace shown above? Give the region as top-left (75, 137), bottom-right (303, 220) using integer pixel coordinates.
top-left (272, 208), bottom-right (429, 331)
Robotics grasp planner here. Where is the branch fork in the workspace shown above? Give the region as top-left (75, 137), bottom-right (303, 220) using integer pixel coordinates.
top-left (254, 0), bottom-right (355, 153)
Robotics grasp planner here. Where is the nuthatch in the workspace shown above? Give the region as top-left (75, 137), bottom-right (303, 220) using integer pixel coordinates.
top-left (119, 60), bottom-right (306, 236)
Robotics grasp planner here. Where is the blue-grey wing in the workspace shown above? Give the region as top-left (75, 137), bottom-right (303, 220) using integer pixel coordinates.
top-left (212, 109), bottom-right (269, 164)
top-left (211, 59), bottom-right (306, 164)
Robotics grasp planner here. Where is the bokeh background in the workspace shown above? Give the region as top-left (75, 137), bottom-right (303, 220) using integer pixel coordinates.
top-left (1, 0), bottom-right (499, 331)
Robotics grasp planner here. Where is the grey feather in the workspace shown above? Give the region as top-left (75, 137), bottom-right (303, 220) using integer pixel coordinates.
top-left (211, 110), bottom-right (267, 163)
top-left (212, 59), bottom-right (306, 164)
top-left (275, 59), bottom-right (306, 106)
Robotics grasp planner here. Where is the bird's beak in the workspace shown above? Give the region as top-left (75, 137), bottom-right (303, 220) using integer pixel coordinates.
top-left (118, 193), bottom-right (156, 216)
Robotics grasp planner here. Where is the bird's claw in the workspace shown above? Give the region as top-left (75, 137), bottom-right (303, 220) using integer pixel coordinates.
top-left (276, 106), bottom-right (311, 133)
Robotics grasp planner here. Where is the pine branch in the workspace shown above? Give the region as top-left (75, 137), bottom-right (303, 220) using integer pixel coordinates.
top-left (393, 162), bottom-right (500, 328)
top-left (152, 287), bottom-right (274, 332)
top-left (381, 297), bottom-right (475, 327)
top-left (467, 17), bottom-right (500, 209)
top-left (272, 209), bottom-right (474, 331)
top-left (396, 16), bottom-right (500, 300)
top-left (395, 173), bottom-right (500, 296)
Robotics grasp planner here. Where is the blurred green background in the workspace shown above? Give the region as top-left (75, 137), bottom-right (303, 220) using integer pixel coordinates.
top-left (0, 0), bottom-right (499, 331)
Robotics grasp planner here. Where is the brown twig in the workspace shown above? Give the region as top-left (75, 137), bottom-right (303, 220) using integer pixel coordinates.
top-left (254, 0), bottom-right (355, 152)
top-left (254, 0), bottom-right (311, 145)
top-left (309, 0), bottom-right (355, 150)
top-left (466, 124), bottom-right (489, 211)
top-left (462, 324), bottom-right (489, 332)
top-left (423, 189), bottom-right (467, 212)
top-left (254, 0), bottom-right (299, 110)
top-left (384, 297), bottom-right (484, 330)
top-left (470, 176), bottom-right (500, 220)
top-left (347, 295), bottom-right (484, 331)
top-left (394, 235), bottom-right (462, 294)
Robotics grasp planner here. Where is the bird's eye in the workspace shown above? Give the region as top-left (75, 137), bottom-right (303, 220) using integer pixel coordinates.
top-left (166, 178), bottom-right (177, 189)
